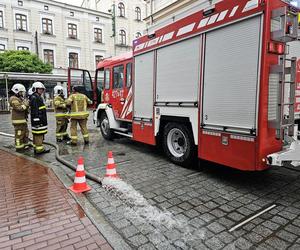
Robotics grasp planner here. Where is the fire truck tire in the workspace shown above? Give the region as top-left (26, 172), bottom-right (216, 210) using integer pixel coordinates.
top-left (99, 113), bottom-right (114, 140)
top-left (163, 122), bottom-right (196, 167)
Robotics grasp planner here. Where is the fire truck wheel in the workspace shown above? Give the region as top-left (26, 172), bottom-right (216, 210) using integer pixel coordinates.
top-left (100, 113), bottom-right (114, 140)
top-left (163, 122), bottom-right (195, 167)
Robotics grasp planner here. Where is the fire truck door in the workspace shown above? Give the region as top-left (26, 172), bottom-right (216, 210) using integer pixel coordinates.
top-left (68, 68), bottom-right (94, 106)
top-left (111, 64), bottom-right (131, 120)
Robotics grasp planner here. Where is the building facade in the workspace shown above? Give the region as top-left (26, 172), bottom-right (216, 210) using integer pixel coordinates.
top-left (0, 0), bottom-right (114, 75)
top-left (82, 0), bottom-right (148, 55)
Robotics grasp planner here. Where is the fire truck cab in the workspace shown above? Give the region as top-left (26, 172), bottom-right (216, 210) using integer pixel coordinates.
top-left (69, 0), bottom-right (300, 171)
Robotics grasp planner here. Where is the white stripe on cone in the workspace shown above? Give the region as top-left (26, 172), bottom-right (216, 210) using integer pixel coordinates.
top-left (107, 168), bottom-right (116, 175)
top-left (74, 176), bottom-right (86, 183)
top-left (108, 158), bottom-right (115, 164)
top-left (77, 164), bottom-right (84, 171)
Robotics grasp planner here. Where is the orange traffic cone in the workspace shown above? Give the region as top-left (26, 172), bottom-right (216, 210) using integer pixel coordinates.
top-left (69, 157), bottom-right (91, 193)
top-left (105, 151), bottom-right (119, 178)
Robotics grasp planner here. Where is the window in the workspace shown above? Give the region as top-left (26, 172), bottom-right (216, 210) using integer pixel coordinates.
top-left (18, 0), bottom-right (23, 6)
top-left (104, 69), bottom-right (110, 90)
top-left (113, 65), bottom-right (124, 89)
top-left (126, 63), bottom-right (132, 88)
top-left (95, 55), bottom-right (103, 66)
top-left (0, 11), bottom-right (3, 28)
top-left (44, 49), bottom-right (54, 67)
top-left (136, 32), bottom-right (142, 38)
top-left (69, 52), bottom-right (78, 68)
top-left (16, 14), bottom-right (27, 31)
top-left (118, 2), bottom-right (125, 17)
top-left (119, 30), bottom-right (126, 45)
top-left (0, 44), bottom-right (5, 52)
top-left (44, 5), bottom-right (49, 11)
top-left (68, 23), bottom-right (77, 39)
top-left (42, 18), bottom-right (53, 35)
top-left (94, 28), bottom-right (102, 43)
top-left (17, 46), bottom-right (29, 51)
top-left (135, 7), bottom-right (141, 21)
top-left (96, 16), bottom-right (99, 22)
top-left (70, 11), bottom-right (74, 17)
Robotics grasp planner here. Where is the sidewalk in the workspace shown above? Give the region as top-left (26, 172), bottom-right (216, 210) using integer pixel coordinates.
top-left (0, 150), bottom-right (112, 250)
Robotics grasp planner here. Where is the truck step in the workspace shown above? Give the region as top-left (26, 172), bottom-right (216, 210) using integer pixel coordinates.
top-left (114, 128), bottom-right (129, 133)
top-left (114, 131), bottom-right (133, 138)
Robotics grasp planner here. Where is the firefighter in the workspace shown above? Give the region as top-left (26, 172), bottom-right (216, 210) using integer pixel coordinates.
top-left (30, 81), bottom-right (50, 154)
top-left (66, 86), bottom-right (92, 145)
top-left (9, 84), bottom-right (30, 152)
top-left (53, 85), bottom-right (70, 142)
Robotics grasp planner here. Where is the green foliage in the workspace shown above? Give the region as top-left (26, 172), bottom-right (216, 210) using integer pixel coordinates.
top-left (0, 50), bottom-right (52, 73)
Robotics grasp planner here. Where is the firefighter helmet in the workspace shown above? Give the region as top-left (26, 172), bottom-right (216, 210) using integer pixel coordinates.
top-left (11, 84), bottom-right (26, 94)
top-left (28, 87), bottom-right (33, 96)
top-left (32, 81), bottom-right (45, 92)
top-left (54, 85), bottom-right (64, 96)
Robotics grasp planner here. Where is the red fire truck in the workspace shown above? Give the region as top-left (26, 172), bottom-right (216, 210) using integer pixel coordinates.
top-left (68, 0), bottom-right (300, 171)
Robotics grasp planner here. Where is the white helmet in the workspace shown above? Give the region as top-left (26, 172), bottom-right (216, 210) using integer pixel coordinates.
top-left (32, 81), bottom-right (45, 92)
top-left (54, 85), bottom-right (64, 96)
top-left (11, 84), bottom-right (26, 94)
top-left (28, 87), bottom-right (33, 96)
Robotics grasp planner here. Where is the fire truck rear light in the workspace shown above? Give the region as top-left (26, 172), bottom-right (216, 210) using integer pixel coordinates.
top-left (268, 42), bottom-right (285, 55)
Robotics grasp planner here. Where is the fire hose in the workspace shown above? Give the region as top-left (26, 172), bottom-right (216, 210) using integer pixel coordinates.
top-left (0, 132), bottom-right (102, 185)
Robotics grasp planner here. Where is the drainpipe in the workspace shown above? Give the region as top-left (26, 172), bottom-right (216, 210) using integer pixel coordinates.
top-left (35, 31), bottom-right (39, 57)
top-left (5, 73), bottom-right (9, 111)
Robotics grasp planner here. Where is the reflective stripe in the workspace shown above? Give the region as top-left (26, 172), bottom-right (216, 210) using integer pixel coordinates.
top-left (69, 112), bottom-right (89, 117)
top-left (16, 144), bottom-right (25, 149)
top-left (55, 113), bottom-right (67, 117)
top-left (74, 176), bottom-right (86, 184)
top-left (12, 119), bottom-right (27, 124)
top-left (77, 164), bottom-right (84, 171)
top-left (83, 134), bottom-right (89, 138)
top-left (32, 126), bottom-right (48, 130)
top-left (35, 146), bottom-right (44, 151)
top-left (32, 130), bottom-right (47, 134)
top-left (61, 132), bottom-right (68, 136)
top-left (39, 106), bottom-right (46, 110)
top-left (71, 136), bottom-right (78, 139)
top-left (108, 158), bottom-right (115, 164)
top-left (106, 169), bottom-right (116, 175)
top-left (17, 130), bottom-right (22, 136)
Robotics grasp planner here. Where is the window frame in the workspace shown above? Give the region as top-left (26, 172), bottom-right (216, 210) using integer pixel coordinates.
top-left (16, 13), bottom-right (27, 31)
top-left (0, 11), bottom-right (3, 28)
top-left (118, 2), bottom-right (125, 17)
top-left (135, 7), bottom-right (141, 21)
top-left (126, 63), bottom-right (132, 88)
top-left (17, 46), bottom-right (29, 51)
top-left (43, 49), bottom-right (54, 67)
top-left (68, 23), bottom-right (77, 39)
top-left (104, 68), bottom-right (111, 90)
top-left (0, 44), bottom-right (5, 52)
top-left (42, 18), bottom-right (53, 35)
top-left (69, 52), bottom-right (79, 68)
top-left (94, 28), bottom-right (103, 43)
top-left (119, 29), bottom-right (126, 45)
top-left (95, 55), bottom-right (103, 67)
top-left (113, 65), bottom-right (124, 89)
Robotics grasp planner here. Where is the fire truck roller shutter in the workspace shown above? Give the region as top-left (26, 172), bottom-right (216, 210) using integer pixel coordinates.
top-left (202, 15), bottom-right (262, 132)
top-left (156, 36), bottom-right (201, 103)
top-left (134, 51), bottom-right (155, 119)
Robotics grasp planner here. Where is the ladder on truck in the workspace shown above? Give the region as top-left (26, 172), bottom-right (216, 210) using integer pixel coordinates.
top-left (270, 56), bottom-right (296, 140)
top-left (270, 6), bottom-right (298, 140)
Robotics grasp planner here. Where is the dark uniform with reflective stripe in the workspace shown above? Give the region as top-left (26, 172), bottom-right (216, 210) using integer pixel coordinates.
top-left (9, 96), bottom-right (30, 151)
top-left (66, 92), bottom-right (92, 145)
top-left (54, 95), bottom-right (69, 141)
top-left (30, 93), bottom-right (48, 153)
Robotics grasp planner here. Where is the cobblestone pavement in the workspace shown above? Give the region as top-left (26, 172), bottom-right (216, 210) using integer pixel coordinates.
top-left (0, 149), bottom-right (112, 250)
top-left (1, 113), bottom-right (300, 249)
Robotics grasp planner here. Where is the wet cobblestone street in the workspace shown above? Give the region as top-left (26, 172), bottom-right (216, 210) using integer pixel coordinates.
top-left (0, 149), bottom-right (112, 250)
top-left (2, 113), bottom-right (300, 249)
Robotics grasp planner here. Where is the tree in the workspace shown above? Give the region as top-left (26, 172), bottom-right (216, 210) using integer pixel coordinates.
top-left (0, 50), bottom-right (52, 73)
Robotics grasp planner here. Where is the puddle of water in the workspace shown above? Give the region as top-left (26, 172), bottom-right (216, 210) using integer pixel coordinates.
top-left (102, 178), bottom-right (206, 246)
